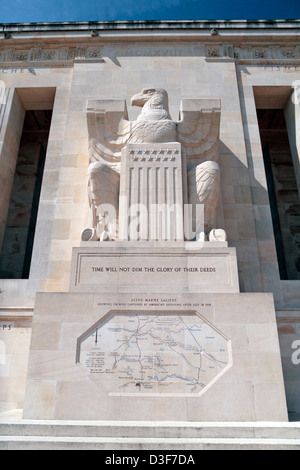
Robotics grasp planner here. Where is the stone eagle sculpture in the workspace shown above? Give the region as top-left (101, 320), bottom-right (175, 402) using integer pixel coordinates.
top-left (85, 88), bottom-right (223, 242)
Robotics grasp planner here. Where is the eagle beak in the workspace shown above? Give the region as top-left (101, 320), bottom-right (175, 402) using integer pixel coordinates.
top-left (131, 92), bottom-right (148, 107)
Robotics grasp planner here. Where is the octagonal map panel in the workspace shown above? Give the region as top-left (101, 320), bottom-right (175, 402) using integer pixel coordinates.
top-left (77, 312), bottom-right (232, 396)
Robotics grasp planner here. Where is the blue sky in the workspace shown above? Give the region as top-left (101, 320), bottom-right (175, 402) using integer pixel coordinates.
top-left (0, 0), bottom-right (298, 23)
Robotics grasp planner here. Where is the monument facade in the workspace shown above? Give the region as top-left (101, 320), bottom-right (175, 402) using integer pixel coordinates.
top-left (0, 20), bottom-right (299, 422)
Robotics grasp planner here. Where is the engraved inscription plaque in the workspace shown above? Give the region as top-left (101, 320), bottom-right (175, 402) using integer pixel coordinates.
top-left (70, 247), bottom-right (240, 294)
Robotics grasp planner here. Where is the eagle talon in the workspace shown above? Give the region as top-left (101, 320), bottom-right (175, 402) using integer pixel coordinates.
top-left (209, 229), bottom-right (227, 242)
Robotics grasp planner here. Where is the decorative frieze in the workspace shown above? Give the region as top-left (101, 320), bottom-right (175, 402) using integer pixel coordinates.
top-left (0, 45), bottom-right (104, 66)
top-left (0, 43), bottom-right (299, 67)
top-left (206, 45), bottom-right (234, 59)
top-left (205, 44), bottom-right (300, 63)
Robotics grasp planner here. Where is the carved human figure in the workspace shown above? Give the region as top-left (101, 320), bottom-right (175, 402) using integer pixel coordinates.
top-left (85, 88), bottom-right (225, 242)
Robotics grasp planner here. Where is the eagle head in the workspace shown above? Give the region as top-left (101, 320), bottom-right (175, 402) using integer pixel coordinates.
top-left (131, 88), bottom-right (166, 107)
top-left (131, 88), bottom-right (171, 121)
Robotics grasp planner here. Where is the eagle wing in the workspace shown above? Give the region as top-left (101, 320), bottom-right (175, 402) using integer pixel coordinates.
top-left (176, 99), bottom-right (221, 164)
top-left (189, 163), bottom-right (220, 204)
top-left (86, 100), bottom-right (132, 166)
top-left (188, 161), bottom-right (220, 232)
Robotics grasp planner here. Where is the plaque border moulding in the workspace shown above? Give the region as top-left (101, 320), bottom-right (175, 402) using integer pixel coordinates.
top-left (75, 309), bottom-right (233, 399)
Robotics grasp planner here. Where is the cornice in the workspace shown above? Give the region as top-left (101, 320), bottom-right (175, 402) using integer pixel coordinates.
top-left (0, 19), bottom-right (299, 45)
top-left (0, 20), bottom-right (299, 67)
top-left (1, 19), bottom-right (300, 32)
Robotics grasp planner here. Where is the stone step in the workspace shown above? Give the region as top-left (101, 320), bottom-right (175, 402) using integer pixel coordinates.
top-left (1, 435), bottom-right (300, 450)
top-left (1, 420), bottom-right (300, 450)
top-left (1, 420), bottom-right (300, 439)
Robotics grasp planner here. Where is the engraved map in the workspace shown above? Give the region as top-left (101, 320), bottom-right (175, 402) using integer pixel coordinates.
top-left (78, 313), bottom-right (231, 395)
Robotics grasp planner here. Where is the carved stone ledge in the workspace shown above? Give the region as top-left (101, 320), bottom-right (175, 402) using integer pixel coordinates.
top-left (236, 59), bottom-right (300, 67)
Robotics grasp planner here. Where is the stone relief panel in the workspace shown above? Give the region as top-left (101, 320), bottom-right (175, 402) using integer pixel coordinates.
top-left (76, 311), bottom-right (232, 396)
top-left (85, 88), bottom-right (223, 242)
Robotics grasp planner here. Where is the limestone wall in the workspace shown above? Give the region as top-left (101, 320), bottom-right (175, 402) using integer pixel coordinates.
top-left (0, 47), bottom-right (299, 308)
top-left (0, 311), bottom-right (32, 416)
top-left (0, 28), bottom-right (299, 418)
